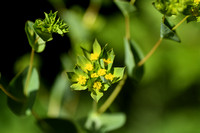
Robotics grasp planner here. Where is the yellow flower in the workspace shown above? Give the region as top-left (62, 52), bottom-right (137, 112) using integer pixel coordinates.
top-left (97, 69), bottom-right (106, 76)
top-left (93, 81), bottom-right (102, 90)
top-left (77, 75), bottom-right (87, 85)
top-left (85, 64), bottom-right (93, 71)
top-left (91, 73), bottom-right (98, 78)
top-left (105, 73), bottom-right (115, 81)
top-left (90, 53), bottom-right (99, 61)
top-left (103, 58), bottom-right (112, 65)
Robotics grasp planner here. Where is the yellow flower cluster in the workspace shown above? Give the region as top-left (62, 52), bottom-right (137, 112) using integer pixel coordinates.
top-left (93, 82), bottom-right (102, 90)
top-left (90, 53), bottom-right (99, 61)
top-left (85, 64), bottom-right (93, 71)
top-left (77, 75), bottom-right (87, 85)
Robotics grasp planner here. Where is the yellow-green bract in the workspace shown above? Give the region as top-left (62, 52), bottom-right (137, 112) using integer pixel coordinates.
top-left (67, 40), bottom-right (125, 102)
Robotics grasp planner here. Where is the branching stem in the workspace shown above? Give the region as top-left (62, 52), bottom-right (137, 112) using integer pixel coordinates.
top-left (137, 15), bottom-right (189, 67)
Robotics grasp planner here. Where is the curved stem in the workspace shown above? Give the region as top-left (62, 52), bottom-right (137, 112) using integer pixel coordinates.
top-left (97, 74), bottom-right (127, 114)
top-left (137, 37), bottom-right (163, 67)
top-left (24, 48), bottom-right (35, 95)
top-left (0, 84), bottom-right (23, 102)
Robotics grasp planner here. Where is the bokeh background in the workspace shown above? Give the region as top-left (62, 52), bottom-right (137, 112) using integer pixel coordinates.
top-left (1, 0), bottom-right (200, 133)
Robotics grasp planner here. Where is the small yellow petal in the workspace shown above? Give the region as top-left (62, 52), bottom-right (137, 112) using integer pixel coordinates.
top-left (105, 73), bottom-right (114, 81)
top-left (90, 53), bottom-right (99, 61)
top-left (97, 69), bottom-right (106, 76)
top-left (91, 73), bottom-right (98, 78)
top-left (93, 81), bottom-right (102, 90)
top-left (85, 64), bottom-right (93, 71)
top-left (77, 75), bottom-right (87, 85)
top-left (103, 58), bottom-right (112, 65)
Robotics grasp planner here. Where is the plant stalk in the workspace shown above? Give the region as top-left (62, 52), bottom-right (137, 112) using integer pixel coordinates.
top-left (137, 37), bottom-right (163, 67)
top-left (97, 74), bottom-right (127, 114)
top-left (24, 48), bottom-right (35, 95)
top-left (172, 15), bottom-right (189, 31)
top-left (125, 15), bottom-right (130, 40)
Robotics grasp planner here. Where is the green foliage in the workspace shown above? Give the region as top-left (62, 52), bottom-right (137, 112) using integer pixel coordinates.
top-left (85, 112), bottom-right (126, 133)
top-left (67, 40), bottom-right (125, 102)
top-left (25, 21), bottom-right (46, 53)
top-left (7, 66), bottom-right (39, 116)
top-left (124, 38), bottom-right (144, 82)
top-left (160, 18), bottom-right (181, 42)
top-left (153, 0), bottom-right (200, 22)
top-left (34, 11), bottom-right (69, 41)
top-left (114, 0), bottom-right (136, 16)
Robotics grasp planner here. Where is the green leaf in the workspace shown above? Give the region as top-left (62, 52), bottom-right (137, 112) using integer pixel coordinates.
top-left (113, 67), bottom-right (125, 82)
top-left (93, 39), bottom-right (101, 55)
top-left (7, 66), bottom-right (39, 116)
top-left (33, 26), bottom-right (53, 42)
top-left (85, 112), bottom-right (126, 133)
top-left (37, 118), bottom-right (77, 133)
top-left (114, 0), bottom-right (136, 16)
top-left (77, 55), bottom-right (91, 71)
top-left (25, 21), bottom-right (46, 53)
top-left (124, 38), bottom-right (144, 82)
top-left (160, 18), bottom-right (181, 42)
top-left (91, 91), bottom-right (103, 103)
top-left (71, 83), bottom-right (87, 91)
top-left (66, 72), bottom-right (78, 82)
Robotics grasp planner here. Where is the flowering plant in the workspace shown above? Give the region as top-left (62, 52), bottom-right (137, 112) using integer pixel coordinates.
top-left (67, 40), bottom-right (125, 102)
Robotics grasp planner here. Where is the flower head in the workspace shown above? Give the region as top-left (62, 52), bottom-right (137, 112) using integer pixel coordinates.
top-left (67, 40), bottom-right (125, 102)
top-left (97, 69), bottom-right (107, 76)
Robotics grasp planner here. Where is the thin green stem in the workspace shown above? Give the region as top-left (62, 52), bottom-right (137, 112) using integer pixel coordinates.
top-left (24, 48), bottom-right (35, 95)
top-left (137, 38), bottom-right (163, 67)
top-left (137, 15), bottom-right (189, 67)
top-left (93, 100), bottom-right (97, 112)
top-left (0, 84), bottom-right (23, 102)
top-left (172, 15), bottom-right (190, 31)
top-left (97, 74), bottom-right (127, 114)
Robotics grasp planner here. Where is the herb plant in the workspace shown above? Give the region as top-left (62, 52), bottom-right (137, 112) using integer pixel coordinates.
top-left (0, 0), bottom-right (200, 133)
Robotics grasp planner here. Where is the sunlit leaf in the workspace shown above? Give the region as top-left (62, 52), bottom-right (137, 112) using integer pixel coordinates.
top-left (7, 66), bottom-right (39, 116)
top-left (85, 112), bottom-right (126, 133)
top-left (25, 21), bottom-right (46, 53)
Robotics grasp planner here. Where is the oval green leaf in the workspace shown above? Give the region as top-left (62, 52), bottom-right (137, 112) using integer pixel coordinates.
top-left (7, 66), bottom-right (39, 116)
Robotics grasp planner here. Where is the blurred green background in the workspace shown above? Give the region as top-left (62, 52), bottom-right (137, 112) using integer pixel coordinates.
top-left (1, 0), bottom-right (200, 133)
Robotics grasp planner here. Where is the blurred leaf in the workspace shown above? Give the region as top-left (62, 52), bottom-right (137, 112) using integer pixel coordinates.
top-left (160, 18), bottom-right (181, 42)
top-left (124, 38), bottom-right (144, 82)
top-left (7, 66), bottom-right (39, 116)
top-left (113, 67), bottom-right (125, 82)
top-left (114, 0), bottom-right (136, 16)
top-left (25, 21), bottom-right (46, 53)
top-left (48, 74), bottom-right (72, 117)
top-left (37, 118), bottom-right (77, 133)
top-left (85, 112), bottom-right (126, 133)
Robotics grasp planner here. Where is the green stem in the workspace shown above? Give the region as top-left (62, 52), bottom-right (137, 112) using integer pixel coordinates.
top-left (0, 84), bottom-right (23, 102)
top-left (137, 37), bottom-right (163, 67)
top-left (172, 15), bottom-right (189, 31)
top-left (137, 15), bottom-right (189, 67)
top-left (97, 74), bottom-right (127, 114)
top-left (24, 48), bottom-right (35, 95)
top-left (125, 15), bottom-right (130, 40)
